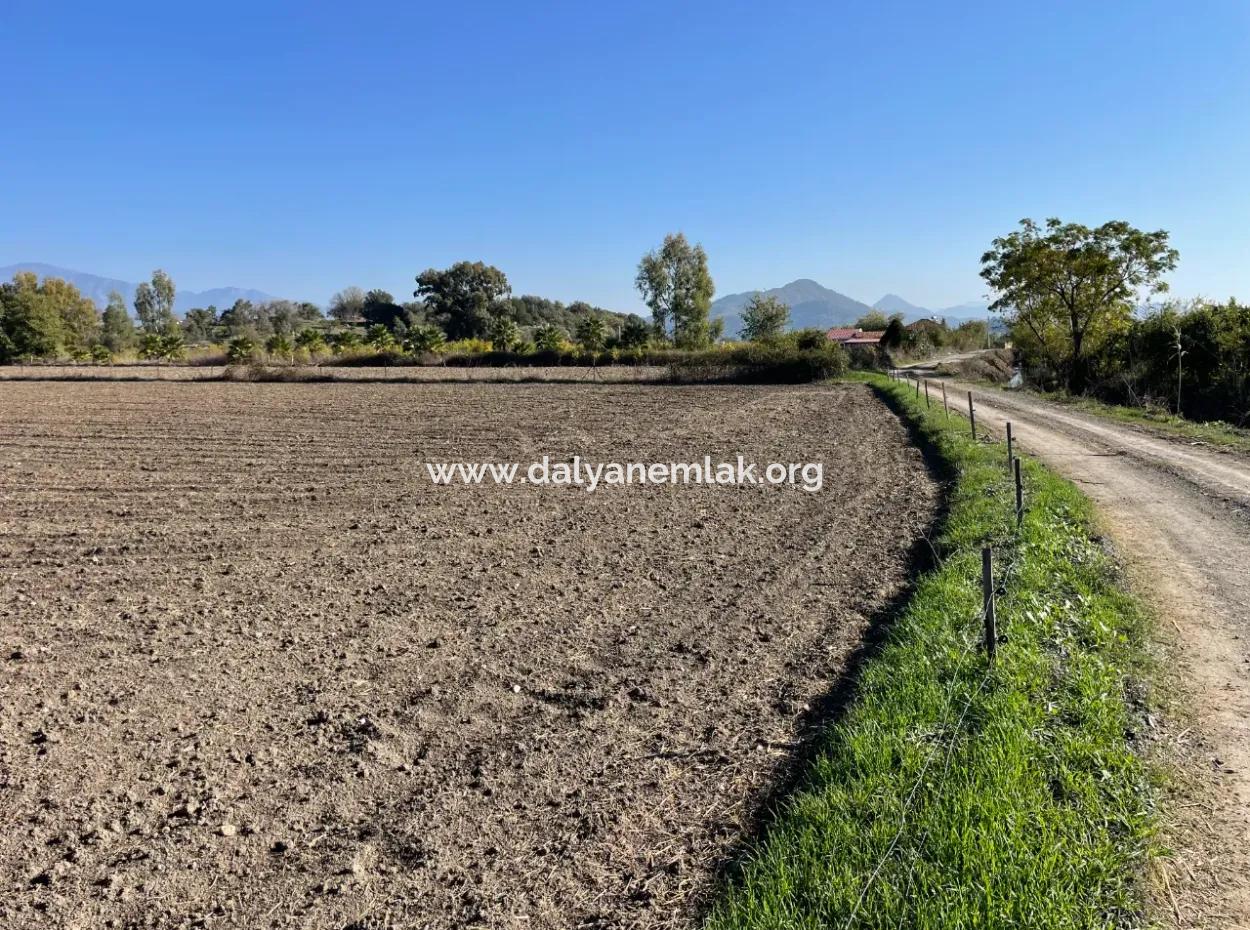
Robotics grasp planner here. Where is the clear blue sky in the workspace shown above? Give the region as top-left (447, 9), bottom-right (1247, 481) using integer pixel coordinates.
top-left (3, 0), bottom-right (1248, 312)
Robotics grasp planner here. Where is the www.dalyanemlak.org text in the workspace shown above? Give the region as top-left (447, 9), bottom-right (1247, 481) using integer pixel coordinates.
top-left (423, 456), bottom-right (824, 492)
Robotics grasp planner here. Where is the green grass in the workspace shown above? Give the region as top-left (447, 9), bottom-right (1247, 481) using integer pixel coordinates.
top-left (1035, 391), bottom-right (1250, 455)
top-left (707, 373), bottom-right (1158, 930)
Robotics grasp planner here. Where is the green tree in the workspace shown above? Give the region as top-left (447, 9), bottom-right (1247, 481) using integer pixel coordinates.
top-left (134, 269), bottom-right (178, 333)
top-left (100, 291), bottom-right (136, 352)
top-left (739, 294), bottom-right (790, 341)
top-left (853, 310), bottom-right (890, 331)
top-left (0, 272), bottom-right (63, 359)
top-left (294, 328), bottom-right (327, 353)
top-left (226, 336), bottom-right (256, 363)
top-left (328, 287), bottom-right (366, 322)
top-left (182, 306), bottom-right (218, 342)
top-left (575, 315), bottom-right (607, 352)
top-left (487, 314), bottom-right (520, 351)
top-left (618, 316), bottom-right (651, 349)
top-left (415, 262), bottom-right (511, 340)
top-left (361, 289), bottom-right (411, 331)
top-left (366, 324), bottom-right (396, 349)
top-left (635, 233), bottom-right (715, 348)
top-left (330, 330), bottom-right (363, 352)
top-left (881, 318), bottom-right (905, 350)
top-left (403, 324), bottom-right (446, 354)
top-left (265, 333), bottom-right (294, 359)
top-left (533, 323), bottom-right (566, 352)
top-left (41, 277), bottom-right (99, 354)
top-left (981, 218), bottom-right (1178, 392)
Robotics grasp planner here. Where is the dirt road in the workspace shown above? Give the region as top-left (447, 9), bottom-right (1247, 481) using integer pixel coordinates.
top-left (934, 379), bottom-right (1250, 929)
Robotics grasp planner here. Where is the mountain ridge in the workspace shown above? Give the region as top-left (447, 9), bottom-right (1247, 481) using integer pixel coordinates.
top-left (0, 262), bottom-right (279, 315)
top-left (712, 279), bottom-right (988, 336)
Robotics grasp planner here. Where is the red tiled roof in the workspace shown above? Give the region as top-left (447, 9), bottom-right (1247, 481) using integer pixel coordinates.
top-left (826, 328), bottom-right (885, 345)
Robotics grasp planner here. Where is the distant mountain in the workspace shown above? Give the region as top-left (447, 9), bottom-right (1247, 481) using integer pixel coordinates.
top-left (873, 293), bottom-right (927, 317)
top-left (872, 293), bottom-right (991, 325)
top-left (0, 262), bottom-right (278, 315)
top-left (712, 279), bottom-right (876, 337)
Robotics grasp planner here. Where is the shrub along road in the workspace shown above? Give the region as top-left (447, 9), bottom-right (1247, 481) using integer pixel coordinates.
top-left (940, 377), bottom-right (1250, 928)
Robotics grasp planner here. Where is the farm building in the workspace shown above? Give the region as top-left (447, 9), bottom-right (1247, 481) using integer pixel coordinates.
top-left (826, 327), bottom-right (886, 347)
top-left (906, 316), bottom-right (946, 334)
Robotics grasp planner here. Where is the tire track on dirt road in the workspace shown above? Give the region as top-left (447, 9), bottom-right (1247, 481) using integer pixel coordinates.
top-left (938, 379), bottom-right (1250, 929)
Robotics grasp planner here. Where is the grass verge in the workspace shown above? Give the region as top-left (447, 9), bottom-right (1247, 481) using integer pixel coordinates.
top-left (707, 373), bottom-right (1158, 929)
top-left (1034, 391), bottom-right (1250, 456)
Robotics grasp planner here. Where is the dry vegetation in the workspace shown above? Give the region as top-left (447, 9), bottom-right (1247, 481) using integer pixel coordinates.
top-left (0, 381), bottom-right (937, 929)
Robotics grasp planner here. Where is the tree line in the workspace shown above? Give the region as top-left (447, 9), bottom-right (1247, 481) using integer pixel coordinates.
top-left (0, 232), bottom-right (820, 364)
top-left (982, 217), bottom-right (1249, 425)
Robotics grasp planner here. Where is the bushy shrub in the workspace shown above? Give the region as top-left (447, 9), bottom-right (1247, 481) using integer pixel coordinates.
top-left (227, 336), bottom-right (257, 363)
top-left (265, 333), bottom-right (293, 360)
top-left (533, 323), bottom-right (566, 352)
top-left (90, 344), bottom-right (112, 364)
top-left (403, 324), bottom-right (447, 355)
top-left (794, 328), bottom-right (828, 351)
top-left (488, 315), bottom-right (520, 351)
top-left (294, 329), bottom-right (327, 353)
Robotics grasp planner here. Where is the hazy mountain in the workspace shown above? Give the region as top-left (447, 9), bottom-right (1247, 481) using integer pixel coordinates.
top-left (873, 293), bottom-right (991, 325)
top-left (711, 279), bottom-right (876, 337)
top-left (0, 262), bottom-right (278, 315)
top-left (873, 293), bottom-right (927, 317)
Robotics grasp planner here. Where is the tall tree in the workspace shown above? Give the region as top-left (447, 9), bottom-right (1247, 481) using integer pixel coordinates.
top-left (40, 276), bottom-right (98, 354)
top-left (981, 218), bottom-right (1178, 392)
top-left (635, 233), bottom-right (715, 348)
top-left (134, 269), bottom-right (178, 333)
top-left (415, 262), bottom-right (511, 340)
top-left (739, 294), bottom-right (790, 341)
top-left (328, 287), bottom-right (366, 322)
top-left (182, 306), bottom-right (218, 342)
top-left (575, 315), bottom-right (607, 352)
top-left (0, 272), bottom-right (63, 359)
top-left (853, 310), bottom-right (890, 331)
top-left (361, 289), bottom-right (410, 331)
top-left (101, 291), bottom-right (137, 351)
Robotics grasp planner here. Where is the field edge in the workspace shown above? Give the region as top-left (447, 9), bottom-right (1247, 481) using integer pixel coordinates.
top-left (705, 373), bottom-right (1162, 929)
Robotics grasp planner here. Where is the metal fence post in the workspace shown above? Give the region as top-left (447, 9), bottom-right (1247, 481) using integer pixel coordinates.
top-left (967, 391), bottom-right (976, 439)
top-left (1014, 458), bottom-right (1024, 526)
top-left (982, 546), bottom-right (997, 661)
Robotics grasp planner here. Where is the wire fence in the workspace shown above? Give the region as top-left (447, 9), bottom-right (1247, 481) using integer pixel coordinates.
top-left (842, 373), bottom-right (1029, 927)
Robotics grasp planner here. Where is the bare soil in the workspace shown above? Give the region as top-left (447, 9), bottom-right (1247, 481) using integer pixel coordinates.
top-left (0, 364), bottom-right (670, 384)
top-left (941, 379), bottom-right (1250, 930)
top-left (0, 381), bottom-right (938, 930)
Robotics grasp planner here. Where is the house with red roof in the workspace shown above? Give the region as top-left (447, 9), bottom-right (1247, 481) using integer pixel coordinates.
top-left (826, 327), bottom-right (885, 347)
